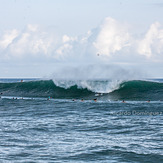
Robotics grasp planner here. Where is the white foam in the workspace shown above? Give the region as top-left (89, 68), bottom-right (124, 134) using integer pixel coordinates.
top-left (52, 79), bottom-right (122, 93)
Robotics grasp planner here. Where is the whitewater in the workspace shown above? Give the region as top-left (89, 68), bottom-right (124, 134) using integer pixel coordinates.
top-left (1, 78), bottom-right (163, 101)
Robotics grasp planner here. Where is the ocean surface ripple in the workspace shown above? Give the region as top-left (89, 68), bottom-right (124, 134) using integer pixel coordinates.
top-left (0, 79), bottom-right (163, 162)
top-left (0, 98), bottom-right (163, 162)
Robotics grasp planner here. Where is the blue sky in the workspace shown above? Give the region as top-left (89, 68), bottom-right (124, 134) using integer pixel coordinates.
top-left (0, 0), bottom-right (163, 78)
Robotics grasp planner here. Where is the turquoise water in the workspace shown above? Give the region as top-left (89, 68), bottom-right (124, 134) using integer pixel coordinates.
top-left (0, 79), bottom-right (163, 162)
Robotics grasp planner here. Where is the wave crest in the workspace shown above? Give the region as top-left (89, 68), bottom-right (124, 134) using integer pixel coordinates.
top-left (0, 79), bottom-right (163, 100)
top-left (53, 79), bottom-right (121, 93)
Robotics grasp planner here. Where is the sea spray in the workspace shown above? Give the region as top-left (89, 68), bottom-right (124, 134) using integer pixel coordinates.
top-left (52, 79), bottom-right (122, 93)
top-left (50, 64), bottom-right (144, 81)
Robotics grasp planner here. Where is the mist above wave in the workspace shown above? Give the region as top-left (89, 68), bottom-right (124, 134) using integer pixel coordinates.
top-left (51, 64), bottom-right (144, 80)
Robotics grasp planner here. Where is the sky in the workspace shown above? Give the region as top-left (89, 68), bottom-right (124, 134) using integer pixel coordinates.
top-left (0, 0), bottom-right (163, 78)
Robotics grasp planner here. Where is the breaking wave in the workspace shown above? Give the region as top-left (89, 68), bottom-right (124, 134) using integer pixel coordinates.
top-left (0, 79), bottom-right (163, 100)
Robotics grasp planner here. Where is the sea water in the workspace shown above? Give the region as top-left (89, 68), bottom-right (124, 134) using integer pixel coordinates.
top-left (0, 79), bottom-right (163, 163)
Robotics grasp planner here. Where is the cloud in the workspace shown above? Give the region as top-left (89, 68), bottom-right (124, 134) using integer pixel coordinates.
top-left (54, 35), bottom-right (77, 59)
top-left (56, 43), bottom-right (73, 57)
top-left (0, 29), bottom-right (19, 49)
top-left (0, 25), bottom-right (61, 60)
top-left (1, 17), bottom-right (163, 65)
top-left (62, 35), bottom-right (77, 43)
top-left (9, 25), bottom-right (56, 58)
top-left (93, 17), bottom-right (130, 56)
top-left (137, 22), bottom-right (163, 58)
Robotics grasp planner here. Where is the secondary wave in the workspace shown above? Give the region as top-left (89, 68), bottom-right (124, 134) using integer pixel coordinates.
top-left (0, 79), bottom-right (163, 100)
top-left (110, 80), bottom-right (163, 101)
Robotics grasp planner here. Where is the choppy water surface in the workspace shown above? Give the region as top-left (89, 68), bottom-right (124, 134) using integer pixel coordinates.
top-left (0, 97), bottom-right (163, 163)
top-left (0, 78), bottom-right (163, 162)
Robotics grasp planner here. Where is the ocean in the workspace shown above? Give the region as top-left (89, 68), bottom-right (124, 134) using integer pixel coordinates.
top-left (0, 78), bottom-right (163, 163)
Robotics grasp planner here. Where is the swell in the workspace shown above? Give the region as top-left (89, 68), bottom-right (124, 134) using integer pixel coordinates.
top-left (0, 79), bottom-right (163, 100)
top-left (0, 80), bottom-right (94, 99)
top-left (110, 80), bottom-right (163, 101)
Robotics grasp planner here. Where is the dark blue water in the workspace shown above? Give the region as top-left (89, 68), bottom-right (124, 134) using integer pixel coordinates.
top-left (0, 79), bottom-right (163, 162)
top-left (0, 98), bottom-right (162, 163)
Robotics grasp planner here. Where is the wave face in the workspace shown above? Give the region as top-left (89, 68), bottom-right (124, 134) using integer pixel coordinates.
top-left (0, 79), bottom-right (163, 100)
top-left (110, 80), bottom-right (163, 101)
top-left (0, 80), bottom-right (94, 99)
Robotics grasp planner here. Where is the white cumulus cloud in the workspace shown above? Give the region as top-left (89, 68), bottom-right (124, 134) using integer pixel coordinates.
top-left (137, 22), bottom-right (163, 58)
top-left (0, 29), bottom-right (19, 49)
top-left (93, 17), bottom-right (130, 57)
top-left (0, 18), bottom-right (163, 65)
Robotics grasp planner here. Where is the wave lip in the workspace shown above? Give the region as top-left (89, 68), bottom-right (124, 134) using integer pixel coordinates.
top-left (53, 79), bottom-right (121, 93)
